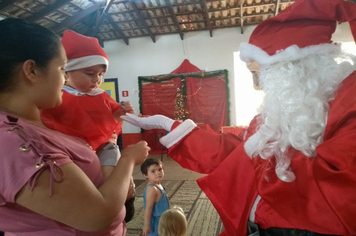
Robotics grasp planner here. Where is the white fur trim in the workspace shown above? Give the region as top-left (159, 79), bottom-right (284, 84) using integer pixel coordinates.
top-left (62, 85), bottom-right (105, 96)
top-left (244, 131), bottom-right (262, 158)
top-left (65, 55), bottom-right (109, 71)
top-left (239, 42), bottom-right (341, 66)
top-left (160, 119), bottom-right (197, 148)
top-left (249, 195), bottom-right (261, 222)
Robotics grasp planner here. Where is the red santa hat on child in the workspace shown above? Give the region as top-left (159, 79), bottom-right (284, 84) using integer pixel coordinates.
top-left (240, 0), bottom-right (356, 66)
top-left (61, 30), bottom-right (109, 71)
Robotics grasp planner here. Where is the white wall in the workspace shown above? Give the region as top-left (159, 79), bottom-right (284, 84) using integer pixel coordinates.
top-left (103, 26), bottom-right (255, 133)
top-left (104, 22), bottom-right (355, 133)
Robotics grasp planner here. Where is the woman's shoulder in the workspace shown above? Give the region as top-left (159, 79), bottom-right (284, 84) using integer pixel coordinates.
top-left (0, 112), bottom-right (93, 161)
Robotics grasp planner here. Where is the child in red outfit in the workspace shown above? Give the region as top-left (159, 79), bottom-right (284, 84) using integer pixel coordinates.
top-left (41, 30), bottom-right (134, 180)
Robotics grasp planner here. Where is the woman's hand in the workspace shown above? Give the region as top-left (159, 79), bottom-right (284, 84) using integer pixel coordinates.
top-left (121, 141), bottom-right (150, 165)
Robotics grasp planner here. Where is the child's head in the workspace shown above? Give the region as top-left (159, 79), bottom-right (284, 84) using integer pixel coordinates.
top-left (158, 206), bottom-right (187, 236)
top-left (61, 30), bottom-right (108, 93)
top-left (141, 158), bottom-right (164, 183)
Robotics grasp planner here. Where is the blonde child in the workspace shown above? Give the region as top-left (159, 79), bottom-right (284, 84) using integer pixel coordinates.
top-left (141, 158), bottom-right (170, 236)
top-left (158, 206), bottom-right (187, 236)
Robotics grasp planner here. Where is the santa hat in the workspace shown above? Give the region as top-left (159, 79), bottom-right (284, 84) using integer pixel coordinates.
top-left (240, 0), bottom-right (356, 66)
top-left (61, 30), bottom-right (109, 71)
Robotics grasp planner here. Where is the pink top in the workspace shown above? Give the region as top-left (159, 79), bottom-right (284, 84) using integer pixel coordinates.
top-left (0, 111), bottom-right (126, 236)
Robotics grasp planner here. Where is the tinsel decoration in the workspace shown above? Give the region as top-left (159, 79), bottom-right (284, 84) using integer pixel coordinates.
top-left (174, 88), bottom-right (189, 120)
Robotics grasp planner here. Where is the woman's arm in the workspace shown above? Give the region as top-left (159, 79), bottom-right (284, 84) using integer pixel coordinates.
top-left (15, 141), bottom-right (150, 232)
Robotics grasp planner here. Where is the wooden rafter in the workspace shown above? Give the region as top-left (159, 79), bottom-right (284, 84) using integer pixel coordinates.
top-left (274, 0), bottom-right (281, 16)
top-left (50, 1), bottom-right (103, 33)
top-left (25, 0), bottom-right (72, 22)
top-left (105, 15), bottom-right (129, 45)
top-left (240, 0), bottom-right (244, 34)
top-left (164, 0), bottom-right (184, 40)
top-left (87, 0), bottom-right (113, 37)
top-left (0, 0), bottom-right (14, 10)
top-left (128, 1), bottom-right (156, 43)
top-left (202, 0), bottom-right (213, 37)
top-left (0, 0), bottom-right (301, 44)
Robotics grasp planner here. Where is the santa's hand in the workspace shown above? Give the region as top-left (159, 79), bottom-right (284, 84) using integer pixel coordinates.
top-left (121, 113), bottom-right (175, 131)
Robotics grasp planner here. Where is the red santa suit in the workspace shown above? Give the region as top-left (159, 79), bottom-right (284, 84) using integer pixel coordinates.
top-left (41, 86), bottom-right (122, 151)
top-left (156, 0), bottom-right (356, 235)
top-left (159, 71), bottom-right (356, 235)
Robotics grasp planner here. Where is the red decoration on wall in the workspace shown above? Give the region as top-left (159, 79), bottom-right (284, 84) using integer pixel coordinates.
top-left (138, 59), bottom-right (229, 154)
top-left (122, 91), bottom-right (128, 97)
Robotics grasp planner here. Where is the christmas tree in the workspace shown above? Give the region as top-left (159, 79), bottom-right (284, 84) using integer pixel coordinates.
top-left (174, 88), bottom-right (189, 120)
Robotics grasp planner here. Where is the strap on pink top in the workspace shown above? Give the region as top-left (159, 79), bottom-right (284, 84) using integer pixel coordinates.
top-left (4, 116), bottom-right (65, 196)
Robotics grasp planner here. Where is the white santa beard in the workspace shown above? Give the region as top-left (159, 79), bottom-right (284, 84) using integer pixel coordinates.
top-left (250, 49), bottom-right (356, 182)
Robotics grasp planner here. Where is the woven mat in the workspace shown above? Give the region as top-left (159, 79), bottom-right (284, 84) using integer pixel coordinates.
top-left (126, 180), bottom-right (224, 236)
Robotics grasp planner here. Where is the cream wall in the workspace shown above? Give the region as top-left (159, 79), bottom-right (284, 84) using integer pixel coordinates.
top-left (103, 22), bottom-right (355, 133)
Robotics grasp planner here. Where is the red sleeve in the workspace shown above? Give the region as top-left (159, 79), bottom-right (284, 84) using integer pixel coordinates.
top-left (165, 117), bottom-right (256, 174)
top-left (168, 129), bottom-right (243, 174)
top-left (103, 92), bottom-right (121, 112)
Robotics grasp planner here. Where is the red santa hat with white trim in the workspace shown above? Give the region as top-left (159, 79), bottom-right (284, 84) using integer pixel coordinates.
top-left (240, 0), bottom-right (356, 66)
top-left (61, 30), bottom-right (109, 72)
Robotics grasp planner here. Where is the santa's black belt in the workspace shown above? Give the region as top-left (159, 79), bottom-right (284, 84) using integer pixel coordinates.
top-left (247, 221), bottom-right (338, 236)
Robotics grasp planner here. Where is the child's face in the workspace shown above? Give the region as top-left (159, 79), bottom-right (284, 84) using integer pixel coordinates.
top-left (144, 164), bottom-right (164, 183)
top-left (65, 64), bottom-right (107, 93)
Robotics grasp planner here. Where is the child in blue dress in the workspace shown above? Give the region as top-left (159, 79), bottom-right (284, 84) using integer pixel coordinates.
top-left (141, 158), bottom-right (170, 236)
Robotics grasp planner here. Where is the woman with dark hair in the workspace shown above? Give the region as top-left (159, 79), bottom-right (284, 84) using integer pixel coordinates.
top-left (0, 18), bottom-right (150, 236)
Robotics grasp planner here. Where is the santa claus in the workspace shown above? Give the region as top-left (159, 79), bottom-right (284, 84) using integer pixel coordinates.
top-left (122, 0), bottom-right (356, 235)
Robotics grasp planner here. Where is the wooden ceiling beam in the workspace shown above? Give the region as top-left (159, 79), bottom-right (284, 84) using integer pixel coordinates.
top-left (240, 0), bottom-right (244, 34)
top-left (0, 0), bottom-right (15, 10)
top-left (164, 0), bottom-right (184, 40)
top-left (274, 0), bottom-right (281, 15)
top-left (202, 0), bottom-right (213, 37)
top-left (105, 15), bottom-right (129, 45)
top-left (87, 0), bottom-right (114, 37)
top-left (50, 1), bottom-right (103, 33)
top-left (128, 2), bottom-right (156, 43)
top-left (25, 0), bottom-right (72, 22)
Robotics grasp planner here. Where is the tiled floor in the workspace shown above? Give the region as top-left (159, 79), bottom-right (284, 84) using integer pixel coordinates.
top-left (132, 154), bottom-right (207, 181)
top-left (130, 154), bottom-right (225, 236)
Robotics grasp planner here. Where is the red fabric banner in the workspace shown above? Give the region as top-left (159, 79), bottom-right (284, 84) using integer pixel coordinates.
top-left (139, 60), bottom-right (229, 153)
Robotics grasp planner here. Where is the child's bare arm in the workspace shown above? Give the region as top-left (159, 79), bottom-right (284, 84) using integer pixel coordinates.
top-left (142, 186), bottom-right (157, 236)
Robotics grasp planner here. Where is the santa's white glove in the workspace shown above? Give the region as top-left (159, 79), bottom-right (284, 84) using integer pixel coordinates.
top-left (121, 113), bottom-right (175, 131)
